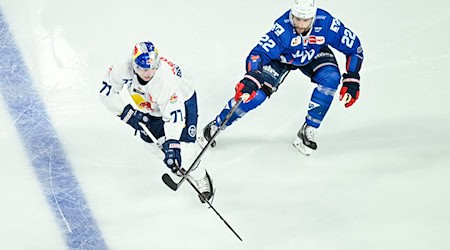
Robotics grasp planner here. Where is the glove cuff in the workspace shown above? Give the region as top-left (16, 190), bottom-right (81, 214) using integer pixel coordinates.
top-left (342, 72), bottom-right (360, 84)
top-left (164, 139), bottom-right (181, 149)
top-left (243, 73), bottom-right (262, 89)
top-left (120, 104), bottom-right (135, 122)
top-left (343, 72), bottom-right (360, 79)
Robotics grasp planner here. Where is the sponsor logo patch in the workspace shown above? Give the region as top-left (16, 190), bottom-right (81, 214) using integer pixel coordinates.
top-left (291, 36), bottom-right (302, 46)
top-left (308, 35), bottom-right (325, 45)
top-left (330, 18), bottom-right (341, 33)
top-left (272, 23), bottom-right (285, 36)
top-left (308, 101), bottom-right (320, 110)
top-left (170, 93), bottom-right (178, 104)
top-left (262, 65), bottom-right (280, 78)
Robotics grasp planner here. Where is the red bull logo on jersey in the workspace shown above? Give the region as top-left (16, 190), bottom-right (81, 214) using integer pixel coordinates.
top-left (139, 102), bottom-right (152, 110)
top-left (131, 94), bottom-right (153, 111)
top-left (169, 93), bottom-right (178, 104)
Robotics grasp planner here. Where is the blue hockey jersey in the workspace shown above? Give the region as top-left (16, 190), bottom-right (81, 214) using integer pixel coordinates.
top-left (248, 8), bottom-right (363, 73)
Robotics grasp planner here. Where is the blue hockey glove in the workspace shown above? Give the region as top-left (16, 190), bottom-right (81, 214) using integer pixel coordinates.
top-left (339, 72), bottom-right (360, 108)
top-left (119, 104), bottom-right (148, 130)
top-left (162, 139), bottom-right (182, 173)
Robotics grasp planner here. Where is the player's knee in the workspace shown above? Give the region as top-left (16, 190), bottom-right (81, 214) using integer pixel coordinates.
top-left (313, 66), bottom-right (341, 90)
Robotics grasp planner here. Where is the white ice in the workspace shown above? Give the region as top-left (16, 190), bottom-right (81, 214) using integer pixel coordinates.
top-left (1, 0), bottom-right (450, 249)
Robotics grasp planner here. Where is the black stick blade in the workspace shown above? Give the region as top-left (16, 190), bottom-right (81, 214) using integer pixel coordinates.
top-left (162, 173), bottom-right (179, 191)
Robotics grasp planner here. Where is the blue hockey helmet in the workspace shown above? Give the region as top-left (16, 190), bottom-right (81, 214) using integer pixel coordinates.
top-left (132, 41), bottom-right (160, 70)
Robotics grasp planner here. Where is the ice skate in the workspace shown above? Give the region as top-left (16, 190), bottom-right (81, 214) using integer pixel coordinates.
top-left (195, 170), bottom-right (215, 203)
top-left (198, 120), bottom-right (218, 148)
top-left (293, 122), bottom-right (317, 156)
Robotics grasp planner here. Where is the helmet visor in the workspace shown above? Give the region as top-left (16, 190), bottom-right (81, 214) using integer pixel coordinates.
top-left (134, 52), bottom-right (159, 69)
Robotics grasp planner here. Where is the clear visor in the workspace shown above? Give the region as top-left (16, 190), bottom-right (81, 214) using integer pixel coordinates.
top-left (293, 16), bottom-right (313, 22)
top-left (134, 52), bottom-right (160, 70)
top-left (133, 64), bottom-right (155, 71)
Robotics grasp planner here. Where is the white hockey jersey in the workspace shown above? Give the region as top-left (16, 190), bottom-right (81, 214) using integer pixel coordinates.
top-left (99, 56), bottom-right (196, 141)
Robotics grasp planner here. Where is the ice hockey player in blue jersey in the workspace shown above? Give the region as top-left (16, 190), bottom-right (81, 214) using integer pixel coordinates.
top-left (199, 0), bottom-right (364, 156)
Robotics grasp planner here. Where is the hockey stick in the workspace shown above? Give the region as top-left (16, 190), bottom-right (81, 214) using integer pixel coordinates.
top-left (161, 98), bottom-right (243, 191)
top-left (181, 174), bottom-right (243, 241)
top-left (138, 120), bottom-right (243, 241)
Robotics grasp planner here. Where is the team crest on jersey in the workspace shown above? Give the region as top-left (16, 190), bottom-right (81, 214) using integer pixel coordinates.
top-left (291, 36), bottom-right (302, 46)
top-left (188, 125), bottom-right (197, 138)
top-left (169, 93), bottom-right (178, 104)
top-left (292, 49), bottom-right (315, 63)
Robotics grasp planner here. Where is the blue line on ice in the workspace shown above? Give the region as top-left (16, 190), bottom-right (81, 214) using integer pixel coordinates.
top-left (0, 9), bottom-right (108, 250)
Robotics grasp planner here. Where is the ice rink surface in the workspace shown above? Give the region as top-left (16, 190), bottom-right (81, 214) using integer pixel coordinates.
top-left (1, 0), bottom-right (449, 249)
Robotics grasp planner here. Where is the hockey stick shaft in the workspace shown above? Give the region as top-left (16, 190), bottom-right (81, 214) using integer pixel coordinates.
top-left (184, 177), bottom-right (243, 241)
top-left (165, 98), bottom-right (243, 189)
top-left (138, 121), bottom-right (243, 241)
top-left (138, 122), bottom-right (162, 149)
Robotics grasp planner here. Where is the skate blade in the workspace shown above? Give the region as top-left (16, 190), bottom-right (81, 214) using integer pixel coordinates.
top-left (293, 138), bottom-right (312, 156)
top-left (199, 187), bottom-right (216, 206)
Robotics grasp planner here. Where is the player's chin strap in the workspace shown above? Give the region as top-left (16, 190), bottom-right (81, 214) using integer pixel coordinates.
top-left (138, 115), bottom-right (243, 242)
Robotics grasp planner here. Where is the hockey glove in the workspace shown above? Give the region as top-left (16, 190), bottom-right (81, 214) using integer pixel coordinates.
top-left (234, 73), bottom-right (262, 103)
top-left (162, 139), bottom-right (182, 173)
top-left (119, 104), bottom-right (149, 130)
top-left (339, 72), bottom-right (360, 108)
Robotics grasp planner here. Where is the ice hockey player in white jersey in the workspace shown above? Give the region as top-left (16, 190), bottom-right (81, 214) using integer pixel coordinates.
top-left (99, 41), bottom-right (214, 202)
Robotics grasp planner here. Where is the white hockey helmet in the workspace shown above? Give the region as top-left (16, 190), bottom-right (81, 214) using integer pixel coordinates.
top-left (132, 41), bottom-right (160, 70)
top-left (291, 0), bottom-right (317, 19)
